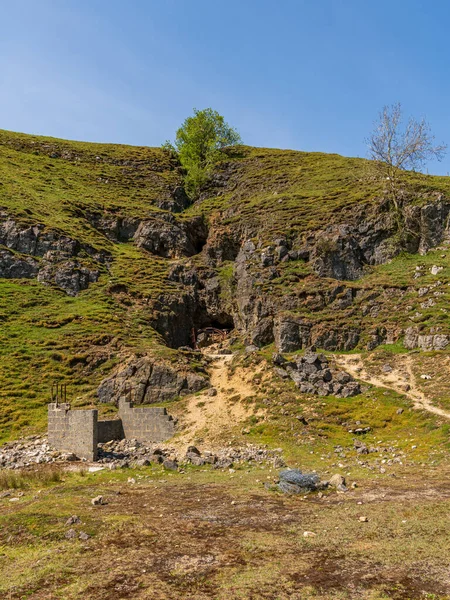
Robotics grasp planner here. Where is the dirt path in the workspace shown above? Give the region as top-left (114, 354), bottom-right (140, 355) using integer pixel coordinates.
top-left (336, 354), bottom-right (450, 420)
top-left (169, 352), bottom-right (264, 451)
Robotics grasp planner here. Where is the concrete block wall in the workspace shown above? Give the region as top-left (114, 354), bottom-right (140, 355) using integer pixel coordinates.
top-left (97, 419), bottom-right (124, 443)
top-left (118, 398), bottom-right (175, 443)
top-left (47, 403), bottom-right (98, 461)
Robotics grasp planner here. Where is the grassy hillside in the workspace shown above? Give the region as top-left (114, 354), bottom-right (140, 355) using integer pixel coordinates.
top-left (189, 145), bottom-right (450, 237)
top-left (0, 131), bottom-right (185, 439)
top-left (2, 129), bottom-right (450, 442)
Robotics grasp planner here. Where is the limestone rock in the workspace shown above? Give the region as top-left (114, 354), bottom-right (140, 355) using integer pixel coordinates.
top-left (97, 356), bottom-right (208, 405)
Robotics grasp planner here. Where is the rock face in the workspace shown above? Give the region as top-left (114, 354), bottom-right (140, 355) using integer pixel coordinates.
top-left (133, 215), bottom-right (207, 258)
top-left (86, 211), bottom-right (207, 258)
top-left (273, 349), bottom-right (361, 398)
top-left (403, 326), bottom-right (450, 351)
top-left (0, 212), bottom-right (107, 295)
top-left (97, 356), bottom-right (209, 405)
top-left (0, 209), bottom-right (207, 296)
top-left (148, 196), bottom-right (450, 353)
top-left (151, 263), bottom-right (234, 348)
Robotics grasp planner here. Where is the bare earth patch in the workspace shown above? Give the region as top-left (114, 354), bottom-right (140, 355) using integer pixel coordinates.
top-left (169, 352), bottom-right (266, 452)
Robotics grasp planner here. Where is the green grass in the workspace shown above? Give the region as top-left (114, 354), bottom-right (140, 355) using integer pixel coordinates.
top-left (2, 130), bottom-right (450, 442)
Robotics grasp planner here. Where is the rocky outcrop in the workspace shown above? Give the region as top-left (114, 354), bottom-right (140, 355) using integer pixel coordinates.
top-left (134, 214), bottom-right (207, 258)
top-left (97, 355), bottom-right (209, 405)
top-left (37, 261), bottom-right (100, 296)
top-left (0, 248), bottom-right (39, 278)
top-left (0, 212), bottom-right (107, 295)
top-left (273, 316), bottom-right (311, 352)
top-left (403, 326), bottom-right (450, 351)
top-left (85, 210), bottom-right (208, 259)
top-left (273, 350), bottom-right (361, 397)
top-left (156, 186), bottom-right (191, 213)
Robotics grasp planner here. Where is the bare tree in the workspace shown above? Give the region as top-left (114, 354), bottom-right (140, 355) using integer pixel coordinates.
top-left (366, 103), bottom-right (447, 211)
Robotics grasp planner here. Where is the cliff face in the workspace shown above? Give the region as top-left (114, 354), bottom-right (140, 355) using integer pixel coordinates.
top-left (2, 132), bottom-right (450, 439)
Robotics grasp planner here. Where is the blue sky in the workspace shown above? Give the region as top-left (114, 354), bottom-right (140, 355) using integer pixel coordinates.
top-left (1, 0), bottom-right (449, 173)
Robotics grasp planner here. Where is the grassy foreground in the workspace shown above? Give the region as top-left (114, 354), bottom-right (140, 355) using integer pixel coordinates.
top-left (1, 463), bottom-right (450, 600)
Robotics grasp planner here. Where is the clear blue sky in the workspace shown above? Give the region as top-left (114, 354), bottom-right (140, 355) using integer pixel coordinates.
top-left (1, 0), bottom-right (449, 173)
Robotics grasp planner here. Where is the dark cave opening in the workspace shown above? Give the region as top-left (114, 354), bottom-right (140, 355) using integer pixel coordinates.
top-left (192, 317), bottom-right (234, 349)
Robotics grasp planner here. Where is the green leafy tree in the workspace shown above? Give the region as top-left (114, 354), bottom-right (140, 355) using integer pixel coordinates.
top-left (164, 108), bottom-right (242, 196)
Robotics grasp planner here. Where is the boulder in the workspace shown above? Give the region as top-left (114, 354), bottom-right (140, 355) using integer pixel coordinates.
top-left (278, 469), bottom-right (321, 494)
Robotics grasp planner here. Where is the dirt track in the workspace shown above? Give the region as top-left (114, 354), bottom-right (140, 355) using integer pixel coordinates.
top-left (336, 353), bottom-right (450, 420)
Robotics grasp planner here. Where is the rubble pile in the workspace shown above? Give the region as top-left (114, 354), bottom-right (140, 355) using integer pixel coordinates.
top-left (0, 435), bottom-right (285, 470)
top-left (98, 439), bottom-right (285, 470)
top-left (273, 348), bottom-right (361, 398)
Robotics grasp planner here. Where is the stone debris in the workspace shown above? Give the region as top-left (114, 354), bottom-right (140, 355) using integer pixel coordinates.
top-left (328, 473), bottom-right (348, 492)
top-left (273, 349), bottom-right (361, 398)
top-left (91, 495), bottom-right (106, 506)
top-left (65, 529), bottom-right (77, 539)
top-left (0, 436), bottom-right (57, 469)
top-left (65, 515), bottom-right (81, 526)
top-left (0, 435), bottom-right (285, 471)
top-left (359, 516), bottom-right (369, 522)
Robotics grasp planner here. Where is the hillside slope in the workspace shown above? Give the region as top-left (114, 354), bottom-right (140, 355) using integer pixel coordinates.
top-left (2, 130), bottom-right (450, 440)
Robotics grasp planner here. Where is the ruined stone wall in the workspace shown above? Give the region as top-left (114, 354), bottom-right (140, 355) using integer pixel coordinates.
top-left (118, 399), bottom-right (175, 443)
top-left (47, 403), bottom-right (98, 461)
top-left (97, 419), bottom-right (124, 443)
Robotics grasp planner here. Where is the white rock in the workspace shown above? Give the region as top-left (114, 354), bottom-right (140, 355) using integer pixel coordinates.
top-left (431, 265), bottom-right (443, 275)
top-left (303, 531), bottom-right (316, 538)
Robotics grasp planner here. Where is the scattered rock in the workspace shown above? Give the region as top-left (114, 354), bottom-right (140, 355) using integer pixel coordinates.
top-left (245, 345), bottom-right (258, 353)
top-left (303, 531), bottom-right (316, 538)
top-left (162, 459), bottom-right (178, 471)
top-left (359, 516), bottom-right (369, 522)
top-left (273, 349), bottom-right (360, 398)
top-left (328, 473), bottom-right (348, 492)
top-left (65, 529), bottom-right (77, 539)
top-left (65, 515), bottom-right (81, 526)
top-left (0, 436), bottom-right (285, 472)
top-left (91, 495), bottom-right (107, 506)
top-left (430, 265), bottom-right (443, 275)
top-left (79, 531), bottom-right (90, 541)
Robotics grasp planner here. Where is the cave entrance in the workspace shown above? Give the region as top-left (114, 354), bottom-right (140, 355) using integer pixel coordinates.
top-left (192, 325), bottom-right (232, 349)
